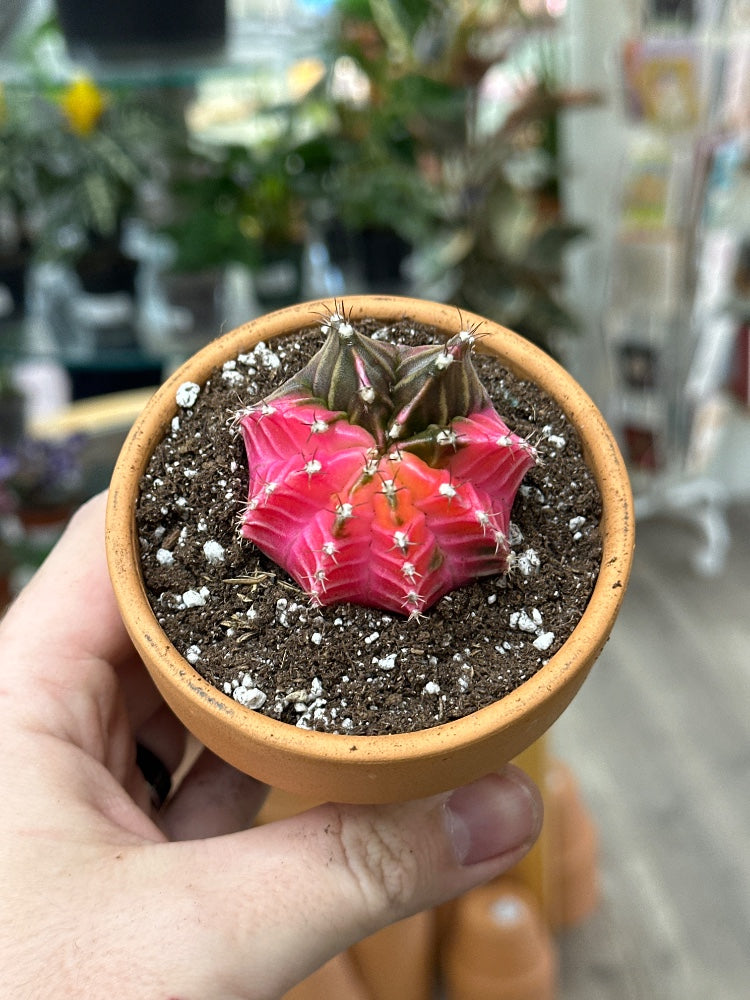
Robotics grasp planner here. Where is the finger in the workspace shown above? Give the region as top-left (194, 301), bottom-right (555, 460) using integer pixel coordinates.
top-left (152, 766), bottom-right (541, 998)
top-left (162, 749), bottom-right (269, 840)
top-left (1, 493), bottom-right (138, 677)
top-left (0, 494), bottom-right (179, 776)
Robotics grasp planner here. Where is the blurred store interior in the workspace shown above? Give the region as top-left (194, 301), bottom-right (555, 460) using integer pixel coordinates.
top-left (1, 1), bottom-right (749, 997)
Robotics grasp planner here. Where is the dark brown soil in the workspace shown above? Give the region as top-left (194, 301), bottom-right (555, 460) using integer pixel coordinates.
top-left (136, 316), bottom-right (602, 736)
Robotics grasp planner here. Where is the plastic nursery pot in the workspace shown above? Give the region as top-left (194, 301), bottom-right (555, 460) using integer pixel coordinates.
top-left (106, 295), bottom-right (634, 805)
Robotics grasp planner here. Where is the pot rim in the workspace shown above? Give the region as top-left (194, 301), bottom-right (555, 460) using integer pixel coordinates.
top-left (106, 295), bottom-right (634, 772)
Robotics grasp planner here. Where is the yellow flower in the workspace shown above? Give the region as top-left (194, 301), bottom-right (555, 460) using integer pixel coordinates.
top-left (59, 77), bottom-right (107, 136)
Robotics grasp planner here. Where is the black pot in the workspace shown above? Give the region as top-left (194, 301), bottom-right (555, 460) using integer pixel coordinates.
top-left (325, 222), bottom-right (411, 293)
top-left (356, 226), bottom-right (411, 290)
top-left (0, 248), bottom-right (29, 320)
top-left (0, 386), bottom-right (25, 450)
top-left (55, 0), bottom-right (226, 62)
top-left (74, 239), bottom-right (138, 296)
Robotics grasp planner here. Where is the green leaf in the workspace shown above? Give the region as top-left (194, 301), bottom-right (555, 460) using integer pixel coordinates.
top-left (369, 0), bottom-right (414, 65)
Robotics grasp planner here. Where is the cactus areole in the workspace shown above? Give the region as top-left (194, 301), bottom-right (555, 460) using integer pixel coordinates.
top-left (238, 313), bottom-right (537, 617)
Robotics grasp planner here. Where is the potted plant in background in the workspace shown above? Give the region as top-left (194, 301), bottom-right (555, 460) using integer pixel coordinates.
top-left (8, 72), bottom-right (178, 395)
top-left (287, 0), bottom-right (598, 353)
top-left (136, 132), bottom-right (309, 362)
top-left (106, 294), bottom-right (633, 805)
top-left (289, 50), bottom-right (440, 292)
top-left (0, 422), bottom-right (86, 600)
top-left (32, 75), bottom-right (169, 295)
top-left (161, 138), bottom-right (308, 315)
top-left (0, 83), bottom-right (49, 320)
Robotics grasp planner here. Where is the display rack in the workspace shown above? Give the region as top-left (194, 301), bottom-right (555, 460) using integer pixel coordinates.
top-left (600, 0), bottom-right (750, 573)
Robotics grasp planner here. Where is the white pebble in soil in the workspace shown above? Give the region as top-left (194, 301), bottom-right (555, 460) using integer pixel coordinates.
top-left (202, 539), bottom-right (225, 564)
top-left (175, 381), bottom-right (200, 408)
top-left (233, 686), bottom-right (267, 709)
top-left (182, 587), bottom-right (209, 608)
top-left (569, 515), bottom-right (586, 541)
top-left (510, 606), bottom-right (556, 654)
top-left (515, 548), bottom-right (541, 577)
top-left (374, 652), bottom-right (397, 671)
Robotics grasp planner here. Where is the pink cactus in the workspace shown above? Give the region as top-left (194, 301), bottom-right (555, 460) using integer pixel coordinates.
top-left (238, 312), bottom-right (536, 616)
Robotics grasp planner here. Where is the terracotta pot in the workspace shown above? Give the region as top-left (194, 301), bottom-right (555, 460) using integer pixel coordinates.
top-left (440, 879), bottom-right (556, 1000)
top-left (543, 758), bottom-right (600, 930)
top-left (106, 295), bottom-right (634, 804)
top-left (282, 952), bottom-right (371, 1000)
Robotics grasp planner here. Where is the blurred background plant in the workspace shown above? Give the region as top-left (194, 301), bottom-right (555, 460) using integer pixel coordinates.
top-left (0, 429), bottom-right (85, 515)
top-left (1, 67), bottom-right (173, 297)
top-left (285, 0), bottom-right (598, 350)
top-left (35, 75), bottom-right (171, 288)
top-left (1, 0), bottom-right (594, 352)
top-left (0, 81), bottom-right (52, 315)
top-left (0, 420), bottom-right (87, 602)
top-left (163, 139), bottom-right (308, 275)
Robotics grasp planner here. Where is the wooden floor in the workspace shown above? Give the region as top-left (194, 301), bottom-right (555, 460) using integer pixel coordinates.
top-left (553, 502), bottom-right (750, 1000)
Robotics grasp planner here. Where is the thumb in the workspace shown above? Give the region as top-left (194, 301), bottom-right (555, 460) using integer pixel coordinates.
top-left (154, 765), bottom-right (542, 999)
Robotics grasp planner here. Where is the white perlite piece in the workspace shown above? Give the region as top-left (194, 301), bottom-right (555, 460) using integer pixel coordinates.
top-left (374, 652), bottom-right (397, 671)
top-left (423, 681), bottom-right (441, 696)
top-left (515, 548), bottom-right (541, 577)
top-left (202, 539), bottom-right (226, 564)
top-left (186, 645), bottom-right (201, 664)
top-left (222, 368), bottom-right (245, 386)
top-left (543, 425), bottom-right (567, 451)
top-left (533, 632), bottom-right (555, 651)
top-left (254, 341), bottom-right (282, 370)
top-left (233, 685), bottom-right (267, 709)
top-left (182, 587), bottom-right (209, 608)
top-left (569, 515), bottom-right (586, 540)
top-left (295, 698), bottom-right (327, 729)
top-left (156, 548), bottom-right (174, 566)
top-left (175, 381), bottom-right (200, 408)
top-left (510, 606), bottom-right (555, 654)
top-left (510, 608), bottom-right (542, 633)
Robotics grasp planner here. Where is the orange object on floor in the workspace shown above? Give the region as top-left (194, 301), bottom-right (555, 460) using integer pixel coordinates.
top-left (440, 879), bottom-right (557, 1000)
top-left (351, 911), bottom-right (436, 1000)
top-left (544, 758), bottom-right (600, 930)
top-left (263, 737), bottom-right (601, 1000)
top-left (283, 951), bottom-right (372, 1000)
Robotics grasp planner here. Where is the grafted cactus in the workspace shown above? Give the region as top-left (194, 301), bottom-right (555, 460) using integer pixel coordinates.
top-left (238, 312), bottom-right (536, 616)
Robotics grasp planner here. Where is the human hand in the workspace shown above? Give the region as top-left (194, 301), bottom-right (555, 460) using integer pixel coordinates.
top-left (0, 493), bottom-right (542, 1000)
